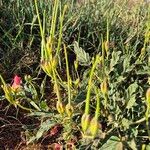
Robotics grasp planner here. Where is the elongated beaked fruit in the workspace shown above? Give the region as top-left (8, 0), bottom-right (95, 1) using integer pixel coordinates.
top-left (65, 103), bottom-right (74, 117)
top-left (89, 117), bottom-right (99, 137)
top-left (101, 78), bottom-right (108, 95)
top-left (104, 41), bottom-right (109, 55)
top-left (56, 101), bottom-right (64, 115)
top-left (81, 113), bottom-right (90, 132)
top-left (146, 88), bottom-right (150, 104)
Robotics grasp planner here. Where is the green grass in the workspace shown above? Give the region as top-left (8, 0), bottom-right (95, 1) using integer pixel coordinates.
top-left (0, 0), bottom-right (150, 149)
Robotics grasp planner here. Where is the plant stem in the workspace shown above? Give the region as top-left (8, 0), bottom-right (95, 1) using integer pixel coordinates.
top-left (106, 16), bottom-right (109, 59)
top-left (17, 102), bottom-right (34, 112)
top-left (94, 86), bottom-right (100, 119)
top-left (50, 0), bottom-right (59, 38)
top-left (56, 5), bottom-right (67, 55)
top-left (34, 0), bottom-right (45, 60)
top-left (64, 44), bottom-right (71, 105)
top-left (146, 106), bottom-right (150, 140)
top-left (130, 114), bottom-right (150, 125)
top-left (52, 69), bottom-right (61, 103)
top-left (101, 36), bottom-right (105, 67)
top-left (85, 55), bottom-right (99, 115)
top-left (104, 94), bottom-right (108, 110)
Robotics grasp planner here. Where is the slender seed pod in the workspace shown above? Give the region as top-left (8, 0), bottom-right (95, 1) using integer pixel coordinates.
top-left (51, 57), bottom-right (58, 70)
top-left (145, 88), bottom-right (150, 140)
top-left (89, 117), bottom-right (99, 137)
top-left (104, 41), bottom-right (109, 56)
top-left (65, 103), bottom-right (74, 117)
top-left (46, 37), bottom-right (53, 57)
top-left (100, 78), bottom-right (108, 96)
top-left (101, 78), bottom-right (108, 109)
top-left (56, 101), bottom-right (64, 115)
top-left (74, 59), bottom-right (78, 71)
top-left (139, 47), bottom-right (146, 59)
top-left (146, 88), bottom-right (150, 104)
top-left (89, 87), bottom-right (100, 137)
top-left (81, 113), bottom-right (91, 133)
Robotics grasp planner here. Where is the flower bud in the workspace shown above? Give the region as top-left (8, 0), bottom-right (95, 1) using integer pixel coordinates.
top-left (146, 88), bottom-right (150, 104)
top-left (56, 101), bottom-right (65, 115)
top-left (65, 103), bottom-right (74, 118)
top-left (11, 75), bottom-right (22, 92)
top-left (100, 78), bottom-right (108, 95)
top-left (81, 113), bottom-right (90, 132)
top-left (89, 117), bottom-right (99, 137)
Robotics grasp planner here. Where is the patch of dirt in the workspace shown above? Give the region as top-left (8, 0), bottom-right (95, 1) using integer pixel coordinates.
top-left (0, 101), bottom-right (39, 150)
top-left (0, 100), bottom-right (68, 150)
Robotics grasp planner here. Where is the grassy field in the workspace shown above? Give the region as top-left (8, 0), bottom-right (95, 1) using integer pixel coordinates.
top-left (0, 0), bottom-right (150, 149)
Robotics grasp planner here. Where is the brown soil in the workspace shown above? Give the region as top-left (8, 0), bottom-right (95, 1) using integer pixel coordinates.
top-left (0, 101), bottom-right (40, 150)
top-left (0, 100), bottom-right (67, 150)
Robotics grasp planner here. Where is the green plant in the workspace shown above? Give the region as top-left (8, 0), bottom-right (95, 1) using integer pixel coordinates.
top-left (81, 55), bottom-right (100, 134)
top-left (64, 44), bottom-right (74, 118)
top-left (145, 88), bottom-right (150, 140)
top-left (0, 74), bottom-right (32, 111)
top-left (0, 0), bottom-right (150, 149)
top-left (34, 0), bottom-right (68, 116)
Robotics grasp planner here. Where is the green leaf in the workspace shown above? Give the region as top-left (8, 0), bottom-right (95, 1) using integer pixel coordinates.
top-left (123, 55), bottom-right (134, 73)
top-left (126, 82), bottom-right (138, 109)
top-left (74, 41), bottom-right (90, 66)
top-left (40, 100), bottom-right (49, 111)
top-left (28, 119), bottom-right (55, 144)
top-left (40, 75), bottom-right (47, 99)
top-left (100, 136), bottom-right (123, 150)
top-left (128, 139), bottom-right (137, 150)
top-left (28, 111), bottom-right (54, 117)
top-left (0, 74), bottom-right (6, 86)
top-left (123, 55), bottom-right (130, 72)
top-left (122, 118), bottom-right (131, 129)
top-left (127, 82), bottom-right (138, 97)
top-left (110, 51), bottom-right (122, 72)
top-left (30, 101), bottom-right (41, 111)
top-left (126, 95), bottom-right (136, 109)
top-left (146, 144), bottom-right (150, 150)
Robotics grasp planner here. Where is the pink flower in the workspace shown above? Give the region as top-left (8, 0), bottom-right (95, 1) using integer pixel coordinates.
top-left (11, 75), bottom-right (22, 91)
